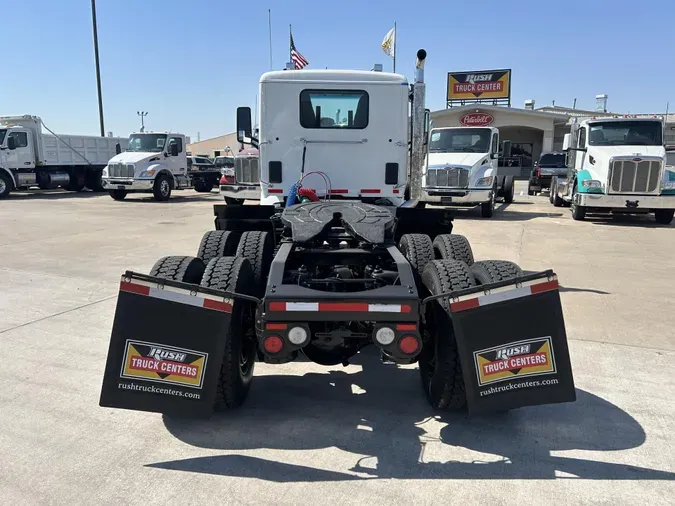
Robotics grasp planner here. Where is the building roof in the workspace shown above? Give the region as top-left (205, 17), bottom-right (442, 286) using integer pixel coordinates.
top-left (260, 69), bottom-right (408, 84)
top-left (431, 104), bottom-right (569, 122)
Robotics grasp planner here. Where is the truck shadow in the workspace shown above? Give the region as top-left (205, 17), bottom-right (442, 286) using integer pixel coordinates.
top-left (153, 350), bottom-right (672, 482)
top-left (7, 190), bottom-right (105, 200)
top-left (587, 214), bottom-right (673, 228)
top-left (452, 203), bottom-right (563, 221)
top-left (116, 194), bottom-right (222, 204)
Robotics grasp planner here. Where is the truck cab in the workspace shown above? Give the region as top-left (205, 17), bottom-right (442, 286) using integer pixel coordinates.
top-left (236, 70), bottom-right (409, 206)
top-left (421, 126), bottom-right (514, 217)
top-left (552, 116), bottom-right (675, 224)
top-left (102, 132), bottom-right (189, 201)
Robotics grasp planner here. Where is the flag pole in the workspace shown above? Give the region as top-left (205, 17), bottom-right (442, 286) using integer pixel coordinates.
top-left (289, 24), bottom-right (292, 64)
top-left (393, 21), bottom-right (396, 73)
top-left (268, 9), bottom-right (273, 71)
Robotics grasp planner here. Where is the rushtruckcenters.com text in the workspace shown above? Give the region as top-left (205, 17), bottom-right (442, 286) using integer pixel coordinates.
top-left (479, 378), bottom-right (559, 397)
top-left (118, 382), bottom-right (201, 399)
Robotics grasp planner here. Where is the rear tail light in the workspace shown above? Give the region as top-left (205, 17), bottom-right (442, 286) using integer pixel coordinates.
top-left (220, 175), bottom-right (235, 184)
top-left (399, 336), bottom-right (420, 355)
top-left (535, 164), bottom-right (541, 178)
top-left (220, 175), bottom-right (227, 184)
top-left (263, 335), bottom-right (283, 354)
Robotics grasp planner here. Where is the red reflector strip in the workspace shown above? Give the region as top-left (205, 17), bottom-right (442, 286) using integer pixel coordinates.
top-left (530, 279), bottom-right (559, 294)
top-left (120, 281), bottom-right (150, 296)
top-left (267, 301), bottom-right (412, 313)
top-left (119, 278), bottom-right (232, 313)
top-left (396, 324), bottom-right (417, 331)
top-left (360, 189), bottom-right (381, 194)
top-left (203, 298), bottom-right (233, 313)
top-left (330, 189), bottom-right (349, 194)
top-left (449, 277), bottom-right (559, 312)
top-left (266, 323), bottom-right (288, 330)
top-left (268, 188), bottom-right (283, 194)
top-left (450, 298), bottom-right (480, 312)
top-left (319, 302), bottom-right (369, 312)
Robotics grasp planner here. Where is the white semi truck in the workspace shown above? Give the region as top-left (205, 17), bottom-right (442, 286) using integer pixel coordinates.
top-left (420, 126), bottom-right (515, 217)
top-left (102, 132), bottom-right (221, 201)
top-left (0, 115), bottom-right (127, 198)
top-left (550, 116), bottom-right (675, 224)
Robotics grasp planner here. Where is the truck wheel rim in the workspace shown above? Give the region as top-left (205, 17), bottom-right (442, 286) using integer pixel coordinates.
top-left (161, 180), bottom-right (169, 195)
top-left (0, 179), bottom-right (6, 193)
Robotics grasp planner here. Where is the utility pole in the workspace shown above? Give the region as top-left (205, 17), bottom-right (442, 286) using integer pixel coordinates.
top-left (90, 0), bottom-right (105, 137)
top-left (137, 111), bottom-right (148, 132)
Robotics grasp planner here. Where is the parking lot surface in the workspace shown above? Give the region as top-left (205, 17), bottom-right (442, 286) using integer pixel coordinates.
top-left (1, 183), bottom-right (674, 504)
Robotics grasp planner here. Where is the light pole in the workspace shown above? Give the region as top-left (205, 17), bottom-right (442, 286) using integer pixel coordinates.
top-left (137, 111), bottom-right (148, 132)
top-left (91, 0), bottom-right (105, 137)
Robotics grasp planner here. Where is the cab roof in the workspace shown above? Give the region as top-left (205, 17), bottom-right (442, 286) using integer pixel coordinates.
top-left (260, 69), bottom-right (408, 85)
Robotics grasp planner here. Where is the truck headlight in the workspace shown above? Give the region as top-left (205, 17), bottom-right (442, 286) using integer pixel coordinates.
top-left (139, 169), bottom-right (156, 178)
top-left (663, 181), bottom-right (675, 190)
top-left (582, 179), bottom-right (602, 189)
top-left (475, 176), bottom-right (493, 187)
top-left (102, 168), bottom-right (108, 177)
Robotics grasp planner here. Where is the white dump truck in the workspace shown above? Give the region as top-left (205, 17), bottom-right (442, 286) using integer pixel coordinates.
top-left (102, 131), bottom-right (221, 201)
top-left (0, 115), bottom-right (127, 198)
top-left (420, 126), bottom-right (515, 217)
top-left (550, 116), bottom-right (675, 224)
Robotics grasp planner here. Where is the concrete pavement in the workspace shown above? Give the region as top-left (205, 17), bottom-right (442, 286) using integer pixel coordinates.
top-left (1, 184), bottom-right (674, 504)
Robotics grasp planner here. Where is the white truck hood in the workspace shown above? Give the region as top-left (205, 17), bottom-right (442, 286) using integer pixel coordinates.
top-left (107, 152), bottom-right (161, 165)
top-left (427, 152), bottom-right (488, 168)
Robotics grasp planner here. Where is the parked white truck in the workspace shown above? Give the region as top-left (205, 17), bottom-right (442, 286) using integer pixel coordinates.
top-left (0, 115), bottom-right (127, 198)
top-left (550, 116), bottom-right (675, 224)
top-left (102, 131), bottom-right (221, 201)
top-left (420, 126), bottom-right (515, 217)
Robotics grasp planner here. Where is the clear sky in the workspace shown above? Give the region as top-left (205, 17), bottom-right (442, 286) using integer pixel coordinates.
top-left (4, 0), bottom-right (674, 141)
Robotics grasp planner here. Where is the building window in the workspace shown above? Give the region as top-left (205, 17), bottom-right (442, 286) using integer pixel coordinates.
top-left (300, 89), bottom-right (369, 129)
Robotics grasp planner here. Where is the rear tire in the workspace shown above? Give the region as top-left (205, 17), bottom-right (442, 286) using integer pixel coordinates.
top-left (399, 234), bottom-right (434, 284)
top-left (200, 257), bottom-right (257, 410)
top-left (470, 260), bottom-right (523, 285)
top-left (109, 190), bottom-right (127, 201)
top-left (503, 176), bottom-right (515, 203)
top-left (153, 174), bottom-right (172, 201)
top-left (197, 230), bottom-right (240, 264)
top-left (225, 197), bottom-right (244, 205)
top-left (85, 170), bottom-right (105, 192)
top-left (655, 209), bottom-right (674, 225)
top-left (432, 234), bottom-right (474, 265)
top-left (149, 255), bottom-right (205, 284)
top-left (194, 180), bottom-right (214, 193)
top-left (64, 171), bottom-right (85, 192)
top-left (419, 259), bottom-right (475, 411)
top-left (235, 231), bottom-right (274, 295)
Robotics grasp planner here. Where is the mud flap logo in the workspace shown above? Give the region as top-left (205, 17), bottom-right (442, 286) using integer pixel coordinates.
top-left (120, 340), bottom-right (208, 389)
top-left (473, 337), bottom-right (556, 386)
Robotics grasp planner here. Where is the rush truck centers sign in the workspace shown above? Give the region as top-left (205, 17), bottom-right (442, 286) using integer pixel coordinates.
top-left (447, 69), bottom-right (511, 102)
top-left (460, 112), bottom-right (494, 127)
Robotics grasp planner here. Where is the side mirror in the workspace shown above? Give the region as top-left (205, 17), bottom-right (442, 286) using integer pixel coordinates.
top-left (7, 136), bottom-right (16, 150)
top-left (115, 142), bottom-right (121, 155)
top-left (170, 143), bottom-right (179, 157)
top-left (562, 133), bottom-right (571, 151)
top-left (490, 152), bottom-right (498, 159)
top-left (237, 106), bottom-right (253, 143)
top-left (502, 140), bottom-right (512, 158)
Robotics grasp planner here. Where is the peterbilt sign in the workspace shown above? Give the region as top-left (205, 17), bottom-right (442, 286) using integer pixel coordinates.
top-left (447, 69), bottom-right (511, 102)
top-left (460, 113), bottom-right (494, 127)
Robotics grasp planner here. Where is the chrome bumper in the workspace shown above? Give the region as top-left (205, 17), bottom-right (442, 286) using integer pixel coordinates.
top-left (220, 184), bottom-right (260, 200)
top-left (577, 193), bottom-right (675, 209)
top-left (422, 187), bottom-right (492, 205)
top-left (102, 178), bottom-right (154, 191)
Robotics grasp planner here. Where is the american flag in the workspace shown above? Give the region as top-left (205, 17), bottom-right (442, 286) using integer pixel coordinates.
top-left (290, 32), bottom-right (309, 69)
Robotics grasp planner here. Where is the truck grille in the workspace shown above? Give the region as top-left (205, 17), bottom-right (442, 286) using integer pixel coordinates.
top-left (426, 167), bottom-right (469, 188)
top-left (608, 159), bottom-right (660, 194)
top-left (235, 157), bottom-right (260, 184)
top-left (108, 163), bottom-right (135, 178)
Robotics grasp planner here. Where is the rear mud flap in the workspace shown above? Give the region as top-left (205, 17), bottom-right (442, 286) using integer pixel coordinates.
top-left (443, 273), bottom-right (576, 415)
top-left (99, 273), bottom-right (235, 417)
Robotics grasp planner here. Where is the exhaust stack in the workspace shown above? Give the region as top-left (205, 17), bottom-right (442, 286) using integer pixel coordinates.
top-left (410, 49), bottom-right (427, 201)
